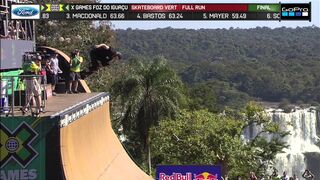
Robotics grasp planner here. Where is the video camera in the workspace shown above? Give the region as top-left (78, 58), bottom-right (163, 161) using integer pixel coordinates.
top-left (23, 51), bottom-right (51, 63)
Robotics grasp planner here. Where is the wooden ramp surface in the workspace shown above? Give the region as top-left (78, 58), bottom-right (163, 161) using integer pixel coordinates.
top-left (60, 102), bottom-right (152, 180)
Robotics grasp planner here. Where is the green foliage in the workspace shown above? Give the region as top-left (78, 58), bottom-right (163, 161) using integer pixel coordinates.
top-left (278, 99), bottom-right (294, 113)
top-left (242, 102), bottom-right (290, 174)
top-left (86, 62), bottom-right (129, 92)
top-left (150, 102), bottom-right (289, 178)
top-left (116, 27), bottom-right (320, 104)
top-left (180, 59), bottom-right (320, 104)
top-left (188, 80), bottom-right (250, 112)
top-left (110, 57), bottom-right (186, 164)
top-left (73, 25), bottom-right (313, 176)
top-left (244, 101), bottom-right (268, 125)
top-left (36, 20), bottom-right (116, 71)
top-left (150, 110), bottom-right (246, 176)
top-left (117, 27), bottom-right (320, 64)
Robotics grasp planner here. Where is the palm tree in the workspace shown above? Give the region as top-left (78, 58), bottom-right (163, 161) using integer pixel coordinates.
top-left (111, 57), bottom-right (185, 174)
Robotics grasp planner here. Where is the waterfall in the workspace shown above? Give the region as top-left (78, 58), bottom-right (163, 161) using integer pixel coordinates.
top-left (243, 107), bottom-right (320, 177)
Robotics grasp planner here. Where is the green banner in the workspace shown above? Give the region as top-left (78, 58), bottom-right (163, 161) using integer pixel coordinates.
top-left (0, 70), bottom-right (24, 95)
top-left (248, 4), bottom-right (280, 12)
top-left (0, 116), bottom-right (52, 180)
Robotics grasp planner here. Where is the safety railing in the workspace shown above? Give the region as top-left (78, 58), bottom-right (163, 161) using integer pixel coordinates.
top-left (1, 74), bottom-right (46, 117)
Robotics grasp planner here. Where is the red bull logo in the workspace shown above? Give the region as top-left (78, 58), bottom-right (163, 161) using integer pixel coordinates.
top-left (156, 165), bottom-right (221, 180)
top-left (159, 173), bottom-right (193, 180)
top-left (194, 172), bottom-right (218, 180)
top-left (158, 172), bottom-right (218, 180)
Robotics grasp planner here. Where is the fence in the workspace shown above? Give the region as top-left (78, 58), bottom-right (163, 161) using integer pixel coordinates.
top-left (1, 74), bottom-right (46, 116)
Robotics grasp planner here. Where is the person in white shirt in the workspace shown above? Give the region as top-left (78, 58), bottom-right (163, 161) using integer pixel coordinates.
top-left (48, 53), bottom-right (62, 96)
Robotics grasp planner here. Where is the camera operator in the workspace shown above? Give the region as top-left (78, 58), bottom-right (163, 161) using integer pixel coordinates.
top-left (20, 55), bottom-right (43, 116)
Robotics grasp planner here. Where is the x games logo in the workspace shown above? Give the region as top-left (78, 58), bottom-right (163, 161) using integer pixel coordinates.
top-left (0, 122), bottom-right (38, 168)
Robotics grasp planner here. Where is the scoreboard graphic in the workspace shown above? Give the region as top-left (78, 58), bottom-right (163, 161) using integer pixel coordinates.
top-left (10, 3), bottom-right (311, 21)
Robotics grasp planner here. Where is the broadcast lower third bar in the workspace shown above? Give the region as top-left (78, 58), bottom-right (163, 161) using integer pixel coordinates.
top-left (10, 3), bottom-right (311, 21)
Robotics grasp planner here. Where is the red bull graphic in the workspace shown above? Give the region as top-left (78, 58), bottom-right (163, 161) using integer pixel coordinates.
top-left (159, 173), bottom-right (192, 180)
top-left (194, 172), bottom-right (218, 180)
top-left (156, 165), bottom-right (221, 180)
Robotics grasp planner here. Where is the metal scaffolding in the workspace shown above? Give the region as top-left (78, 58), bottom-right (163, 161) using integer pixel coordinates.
top-left (0, 0), bottom-right (35, 40)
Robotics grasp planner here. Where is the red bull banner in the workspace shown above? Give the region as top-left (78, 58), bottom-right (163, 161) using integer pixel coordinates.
top-left (156, 165), bottom-right (221, 180)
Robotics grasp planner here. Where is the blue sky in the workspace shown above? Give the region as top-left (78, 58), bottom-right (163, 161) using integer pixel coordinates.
top-left (102, 0), bottom-right (320, 29)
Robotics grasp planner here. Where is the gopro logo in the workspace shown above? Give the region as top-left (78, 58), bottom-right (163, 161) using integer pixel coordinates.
top-left (281, 7), bottom-right (309, 12)
top-left (281, 3), bottom-right (311, 19)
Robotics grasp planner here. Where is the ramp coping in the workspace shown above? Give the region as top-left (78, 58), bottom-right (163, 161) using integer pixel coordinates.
top-left (49, 92), bottom-right (109, 127)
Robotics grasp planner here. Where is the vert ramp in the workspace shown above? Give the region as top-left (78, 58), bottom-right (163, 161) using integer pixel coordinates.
top-left (60, 102), bottom-right (152, 180)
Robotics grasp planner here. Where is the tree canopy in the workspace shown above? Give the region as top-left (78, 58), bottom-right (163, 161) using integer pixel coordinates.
top-left (116, 27), bottom-right (320, 104)
top-left (150, 102), bottom-right (289, 179)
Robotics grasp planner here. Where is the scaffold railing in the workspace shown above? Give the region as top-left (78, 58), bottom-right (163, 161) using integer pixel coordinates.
top-left (1, 74), bottom-right (47, 117)
top-left (0, 0), bottom-right (35, 40)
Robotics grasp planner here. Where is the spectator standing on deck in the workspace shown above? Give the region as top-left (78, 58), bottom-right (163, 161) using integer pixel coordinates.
top-left (67, 49), bottom-right (83, 94)
top-left (21, 56), bottom-right (42, 115)
top-left (48, 53), bottom-right (62, 96)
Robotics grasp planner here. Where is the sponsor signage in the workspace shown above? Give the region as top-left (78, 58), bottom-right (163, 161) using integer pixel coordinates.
top-left (156, 165), bottom-right (221, 180)
top-left (11, 4), bottom-right (40, 19)
top-left (281, 3), bottom-right (311, 20)
top-left (0, 117), bottom-right (46, 180)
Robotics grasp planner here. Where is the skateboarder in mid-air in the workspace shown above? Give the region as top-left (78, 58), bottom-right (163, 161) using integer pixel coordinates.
top-left (89, 44), bottom-right (122, 71)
